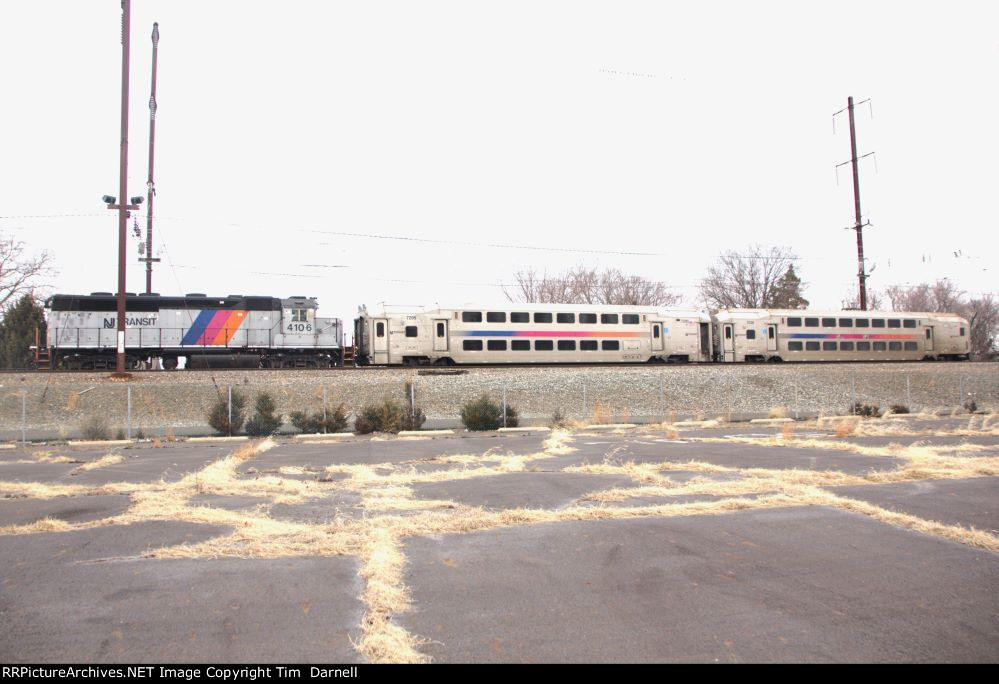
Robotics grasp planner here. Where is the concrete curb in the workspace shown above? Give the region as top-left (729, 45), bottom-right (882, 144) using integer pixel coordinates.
top-left (68, 439), bottom-right (133, 447)
top-left (749, 418), bottom-right (795, 425)
top-left (186, 436), bottom-right (249, 443)
top-left (498, 426), bottom-right (552, 433)
top-left (580, 423), bottom-right (637, 430)
top-left (0, 443), bottom-right (16, 450)
top-left (672, 420), bottom-right (719, 428)
top-left (295, 433), bottom-right (353, 439)
top-left (398, 430), bottom-right (454, 437)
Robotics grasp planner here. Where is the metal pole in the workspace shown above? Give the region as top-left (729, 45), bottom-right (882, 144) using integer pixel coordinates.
top-left (906, 376), bottom-right (911, 411)
top-left (143, 23), bottom-right (161, 293)
top-left (582, 381), bottom-right (587, 420)
top-left (502, 386), bottom-right (507, 428)
top-left (115, 0), bottom-right (132, 373)
top-left (659, 375), bottom-right (664, 420)
top-left (794, 382), bottom-right (798, 420)
top-left (851, 374), bottom-right (856, 414)
top-left (727, 378), bottom-right (733, 423)
top-left (959, 376), bottom-right (964, 410)
top-left (411, 382), bottom-right (416, 419)
top-left (848, 96), bottom-right (868, 311)
top-left (322, 385), bottom-right (327, 433)
top-left (228, 385), bottom-right (232, 436)
top-left (21, 392), bottom-right (26, 447)
top-left (127, 385), bottom-right (132, 439)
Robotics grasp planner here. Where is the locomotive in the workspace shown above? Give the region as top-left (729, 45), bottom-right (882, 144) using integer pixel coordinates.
top-left (40, 292), bottom-right (342, 369)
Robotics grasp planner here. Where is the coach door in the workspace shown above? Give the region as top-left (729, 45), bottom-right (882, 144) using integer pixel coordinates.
top-left (767, 324), bottom-right (777, 352)
top-left (722, 324), bottom-right (735, 362)
top-left (373, 318), bottom-right (389, 364)
top-left (925, 326), bottom-right (934, 352)
top-left (433, 319), bottom-right (449, 352)
top-left (651, 323), bottom-right (664, 352)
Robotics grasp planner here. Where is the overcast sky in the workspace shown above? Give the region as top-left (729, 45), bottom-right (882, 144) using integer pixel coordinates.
top-left (1, 1), bottom-right (996, 327)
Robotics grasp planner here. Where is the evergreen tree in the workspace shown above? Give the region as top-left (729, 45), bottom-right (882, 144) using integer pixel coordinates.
top-left (770, 266), bottom-right (809, 309)
top-left (0, 294), bottom-right (46, 369)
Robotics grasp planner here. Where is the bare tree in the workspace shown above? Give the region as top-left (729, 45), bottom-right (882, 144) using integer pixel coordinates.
top-left (966, 294), bottom-right (999, 359)
top-left (841, 288), bottom-right (884, 311)
top-left (505, 266), bottom-right (681, 306)
top-left (699, 245), bottom-right (800, 309)
top-left (0, 234), bottom-right (54, 311)
top-left (884, 279), bottom-right (964, 313)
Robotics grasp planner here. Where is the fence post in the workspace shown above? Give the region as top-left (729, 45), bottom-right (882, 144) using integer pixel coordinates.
top-left (851, 374), bottom-right (856, 415)
top-left (959, 376), bottom-right (964, 410)
top-left (727, 378), bottom-right (733, 423)
top-left (323, 385), bottom-right (328, 434)
top-left (228, 385), bottom-right (232, 436)
top-left (658, 374), bottom-right (664, 421)
top-left (793, 382), bottom-right (798, 420)
top-left (127, 386), bottom-right (132, 440)
top-left (502, 385), bottom-right (507, 428)
top-left (411, 381), bottom-right (416, 420)
top-left (21, 392), bottom-right (26, 447)
top-left (582, 381), bottom-right (587, 421)
top-left (906, 377), bottom-right (911, 411)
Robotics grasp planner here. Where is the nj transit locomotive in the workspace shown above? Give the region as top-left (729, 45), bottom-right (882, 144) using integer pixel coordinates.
top-left (354, 304), bottom-right (970, 365)
top-left (41, 293), bottom-right (342, 369)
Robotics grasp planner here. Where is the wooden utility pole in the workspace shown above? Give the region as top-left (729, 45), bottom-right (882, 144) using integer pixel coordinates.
top-left (834, 96), bottom-right (874, 310)
top-left (114, 0), bottom-right (132, 373)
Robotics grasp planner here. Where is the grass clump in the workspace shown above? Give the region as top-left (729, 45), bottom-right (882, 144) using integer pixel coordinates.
top-left (460, 394), bottom-right (519, 431)
top-left (207, 389), bottom-right (247, 436)
top-left (290, 403), bottom-right (349, 434)
top-left (245, 392), bottom-right (283, 437)
top-left (548, 408), bottom-right (571, 429)
top-left (356, 398), bottom-right (406, 434)
top-left (888, 404), bottom-right (910, 415)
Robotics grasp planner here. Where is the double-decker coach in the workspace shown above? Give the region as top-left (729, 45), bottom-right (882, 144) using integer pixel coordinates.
top-left (712, 309), bottom-right (970, 362)
top-left (355, 304), bottom-right (713, 365)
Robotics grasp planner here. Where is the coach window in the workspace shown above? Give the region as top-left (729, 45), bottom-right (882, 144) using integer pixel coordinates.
top-left (724, 327), bottom-right (732, 339)
top-left (487, 340), bottom-right (507, 351)
top-left (601, 314), bottom-right (619, 324)
top-left (487, 312), bottom-right (507, 323)
top-left (462, 312), bottom-right (482, 323)
top-left (839, 318), bottom-right (853, 327)
top-left (823, 341), bottom-right (837, 351)
top-left (805, 318), bottom-right (819, 327)
top-left (960, 327), bottom-right (966, 336)
top-left (903, 319), bottom-right (916, 328)
top-left (558, 340), bottom-right (576, 351)
top-left (904, 342), bottom-right (918, 351)
top-left (840, 341), bottom-right (855, 351)
top-left (557, 313), bottom-right (575, 324)
top-left (580, 313), bottom-right (597, 324)
top-left (511, 312), bottom-right (529, 323)
top-left (376, 322), bottom-right (385, 337)
top-left (653, 326), bottom-right (660, 339)
top-left (534, 313), bottom-right (553, 324)
top-left (857, 341), bottom-right (871, 351)
top-left (746, 329), bottom-right (756, 340)
top-left (855, 318), bottom-right (869, 328)
top-left (787, 317), bottom-right (802, 327)
top-left (889, 341), bottom-right (902, 351)
top-left (888, 319), bottom-right (901, 328)
top-left (871, 319), bottom-right (885, 328)
top-left (581, 340), bottom-right (598, 351)
top-left (436, 323), bottom-right (445, 338)
top-left (602, 340), bottom-right (620, 350)
top-left (535, 340), bottom-right (554, 351)
top-left (788, 341), bottom-right (804, 351)
top-left (805, 341), bottom-right (820, 351)
top-left (463, 340), bottom-right (483, 351)
top-left (873, 341), bottom-right (887, 351)
top-left (405, 326), bottom-right (418, 337)
top-left (511, 340), bottom-right (530, 351)
top-left (622, 314), bottom-right (640, 324)
top-left (822, 317), bottom-right (836, 327)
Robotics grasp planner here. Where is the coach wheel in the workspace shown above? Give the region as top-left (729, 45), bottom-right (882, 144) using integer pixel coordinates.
top-left (162, 356), bottom-right (178, 371)
top-left (434, 357), bottom-right (455, 367)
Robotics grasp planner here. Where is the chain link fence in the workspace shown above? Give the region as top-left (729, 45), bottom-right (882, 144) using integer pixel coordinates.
top-left (1, 364), bottom-right (997, 442)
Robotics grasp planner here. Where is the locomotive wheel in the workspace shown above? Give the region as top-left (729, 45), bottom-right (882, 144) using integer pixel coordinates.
top-left (162, 357), bottom-right (178, 371)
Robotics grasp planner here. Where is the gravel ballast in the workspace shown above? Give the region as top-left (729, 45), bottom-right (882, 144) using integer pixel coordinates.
top-left (0, 363), bottom-right (995, 440)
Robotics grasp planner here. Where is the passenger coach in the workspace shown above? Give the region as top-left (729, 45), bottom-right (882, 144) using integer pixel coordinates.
top-left (712, 309), bottom-right (970, 362)
top-left (354, 304), bottom-right (713, 365)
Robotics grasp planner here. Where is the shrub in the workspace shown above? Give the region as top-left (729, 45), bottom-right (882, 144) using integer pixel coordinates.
top-left (964, 399), bottom-right (978, 413)
top-left (355, 398), bottom-right (405, 434)
top-left (115, 429), bottom-right (126, 441)
top-left (290, 403), bottom-right (349, 434)
top-left (400, 407), bottom-right (427, 432)
top-left (207, 389), bottom-right (247, 435)
top-left (548, 408), bottom-right (570, 429)
top-left (81, 416), bottom-right (110, 441)
top-left (245, 392), bottom-right (283, 437)
top-left (851, 402), bottom-right (881, 418)
top-left (888, 404), bottom-right (910, 415)
top-left (461, 394), bottom-right (518, 431)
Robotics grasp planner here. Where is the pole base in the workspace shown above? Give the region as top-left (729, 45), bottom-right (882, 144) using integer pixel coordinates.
top-left (109, 372), bottom-right (133, 381)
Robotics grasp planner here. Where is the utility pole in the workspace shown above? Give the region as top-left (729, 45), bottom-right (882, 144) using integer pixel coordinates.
top-left (142, 22), bottom-right (162, 294)
top-left (834, 96), bottom-right (875, 310)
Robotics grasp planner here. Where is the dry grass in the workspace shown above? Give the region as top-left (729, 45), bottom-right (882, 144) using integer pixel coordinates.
top-left (74, 452), bottom-right (125, 472)
top-left (768, 406), bottom-right (788, 419)
top-left (0, 516), bottom-right (75, 535)
top-left (780, 422), bottom-right (796, 440)
top-left (590, 402), bottom-right (612, 425)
